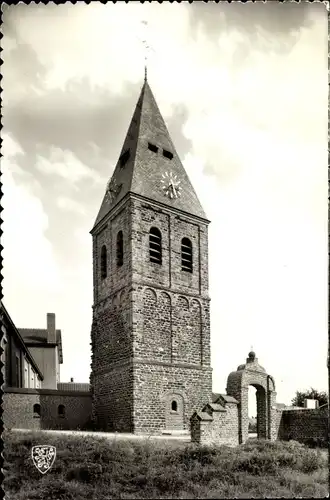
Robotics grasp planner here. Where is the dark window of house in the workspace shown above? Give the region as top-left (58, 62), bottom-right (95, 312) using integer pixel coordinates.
top-left (58, 404), bottom-right (65, 418)
top-left (101, 245), bottom-right (107, 280)
top-left (148, 142), bottom-right (158, 153)
top-left (181, 237), bottom-right (193, 273)
top-left (33, 403), bottom-right (41, 418)
top-left (149, 227), bottom-right (162, 264)
top-left (171, 400), bottom-right (178, 412)
top-left (163, 149), bottom-right (173, 160)
top-left (15, 355), bottom-right (20, 387)
top-left (116, 231), bottom-right (124, 267)
top-left (119, 149), bottom-right (130, 167)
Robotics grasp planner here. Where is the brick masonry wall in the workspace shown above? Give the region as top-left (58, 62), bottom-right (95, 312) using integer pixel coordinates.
top-left (92, 363), bottom-right (134, 432)
top-left (91, 195), bottom-right (212, 435)
top-left (226, 359), bottom-right (276, 444)
top-left (277, 407), bottom-right (328, 444)
top-left (3, 389), bottom-right (92, 431)
top-left (3, 392), bottom-right (41, 430)
top-left (130, 200), bottom-right (210, 299)
top-left (132, 286), bottom-right (210, 366)
top-left (191, 404), bottom-right (239, 447)
top-left (133, 362), bottom-right (212, 434)
top-left (93, 202), bottom-right (132, 305)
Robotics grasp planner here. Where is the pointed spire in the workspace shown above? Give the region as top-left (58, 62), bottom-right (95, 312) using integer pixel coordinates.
top-left (92, 81), bottom-right (207, 231)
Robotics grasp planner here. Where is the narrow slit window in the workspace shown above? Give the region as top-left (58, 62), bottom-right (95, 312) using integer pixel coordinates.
top-left (149, 227), bottom-right (162, 265)
top-left (100, 245), bottom-right (107, 280)
top-left (181, 237), bottom-right (193, 273)
top-left (119, 149), bottom-right (130, 167)
top-left (171, 400), bottom-right (178, 412)
top-left (58, 404), bottom-right (65, 418)
top-left (33, 403), bottom-right (41, 418)
top-left (163, 149), bottom-right (173, 160)
top-left (148, 142), bottom-right (158, 154)
top-left (117, 231), bottom-right (124, 267)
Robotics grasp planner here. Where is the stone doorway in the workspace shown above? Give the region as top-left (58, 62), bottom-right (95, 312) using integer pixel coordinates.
top-left (165, 393), bottom-right (184, 431)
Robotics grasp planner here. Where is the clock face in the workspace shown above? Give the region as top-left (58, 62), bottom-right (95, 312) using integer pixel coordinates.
top-left (106, 178), bottom-right (122, 203)
top-left (161, 171), bottom-right (182, 199)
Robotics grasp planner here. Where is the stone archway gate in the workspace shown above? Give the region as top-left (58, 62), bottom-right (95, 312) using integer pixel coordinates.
top-left (226, 351), bottom-right (277, 444)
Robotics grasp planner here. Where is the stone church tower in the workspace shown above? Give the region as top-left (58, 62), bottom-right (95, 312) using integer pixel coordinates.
top-left (90, 78), bottom-right (212, 434)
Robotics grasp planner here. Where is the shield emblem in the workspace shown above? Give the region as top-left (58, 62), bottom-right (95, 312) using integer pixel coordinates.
top-left (31, 445), bottom-right (56, 474)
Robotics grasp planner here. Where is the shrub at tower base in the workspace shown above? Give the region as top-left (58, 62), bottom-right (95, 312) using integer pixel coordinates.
top-left (3, 430), bottom-right (328, 499)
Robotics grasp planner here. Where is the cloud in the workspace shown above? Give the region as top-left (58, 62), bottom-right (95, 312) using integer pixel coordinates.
top-left (56, 196), bottom-right (87, 216)
top-left (1, 3), bottom-right (327, 403)
top-left (35, 147), bottom-right (103, 185)
top-left (2, 134), bottom-right (62, 296)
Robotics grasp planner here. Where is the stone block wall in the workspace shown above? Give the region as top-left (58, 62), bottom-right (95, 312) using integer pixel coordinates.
top-left (3, 388), bottom-right (92, 431)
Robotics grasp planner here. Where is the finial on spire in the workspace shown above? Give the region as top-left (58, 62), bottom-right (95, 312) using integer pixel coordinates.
top-left (140, 19), bottom-right (155, 84)
top-left (141, 20), bottom-right (149, 83)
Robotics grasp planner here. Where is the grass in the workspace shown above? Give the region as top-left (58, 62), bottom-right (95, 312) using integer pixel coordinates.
top-left (3, 430), bottom-right (328, 499)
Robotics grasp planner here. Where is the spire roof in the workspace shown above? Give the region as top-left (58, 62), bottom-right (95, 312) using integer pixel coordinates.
top-left (92, 81), bottom-right (207, 231)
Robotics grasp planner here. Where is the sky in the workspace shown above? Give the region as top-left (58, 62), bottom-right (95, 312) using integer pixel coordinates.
top-left (1, 2), bottom-right (328, 409)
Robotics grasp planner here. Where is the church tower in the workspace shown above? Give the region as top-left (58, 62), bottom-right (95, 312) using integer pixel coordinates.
top-left (90, 79), bottom-right (212, 434)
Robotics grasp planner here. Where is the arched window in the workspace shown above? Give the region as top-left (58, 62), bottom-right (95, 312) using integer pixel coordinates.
top-left (58, 404), bottom-right (65, 418)
top-left (149, 227), bottom-right (162, 264)
top-left (33, 403), bottom-right (41, 418)
top-left (116, 231), bottom-right (123, 267)
top-left (181, 237), bottom-right (193, 273)
top-left (100, 245), bottom-right (107, 280)
top-left (171, 400), bottom-right (178, 412)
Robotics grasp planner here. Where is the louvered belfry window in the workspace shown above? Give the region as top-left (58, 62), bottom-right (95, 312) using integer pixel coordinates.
top-left (149, 227), bottom-right (162, 265)
top-left (181, 237), bottom-right (193, 273)
top-left (117, 231), bottom-right (124, 267)
top-left (100, 245), bottom-right (107, 279)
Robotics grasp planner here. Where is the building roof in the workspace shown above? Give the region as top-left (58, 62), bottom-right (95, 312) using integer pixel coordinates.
top-left (204, 403), bottom-right (226, 412)
top-left (212, 392), bottom-right (221, 403)
top-left (212, 393), bottom-right (238, 404)
top-left (57, 382), bottom-right (90, 392)
top-left (92, 80), bottom-right (208, 232)
top-left (19, 328), bottom-right (63, 364)
top-left (191, 411), bottom-right (213, 422)
top-left (0, 302), bottom-right (44, 380)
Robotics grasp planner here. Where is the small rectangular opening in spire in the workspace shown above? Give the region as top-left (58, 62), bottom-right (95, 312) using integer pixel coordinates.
top-left (163, 149), bottom-right (173, 160)
top-left (148, 142), bottom-right (158, 153)
top-left (119, 149), bottom-right (130, 167)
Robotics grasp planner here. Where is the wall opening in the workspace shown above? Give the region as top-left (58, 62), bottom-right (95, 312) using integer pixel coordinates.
top-left (171, 400), bottom-right (178, 412)
top-left (33, 403), bottom-right (41, 418)
top-left (58, 404), bottom-right (65, 418)
top-left (248, 384), bottom-right (267, 440)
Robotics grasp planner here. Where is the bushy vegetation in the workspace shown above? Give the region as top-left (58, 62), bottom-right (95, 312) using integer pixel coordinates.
top-left (291, 388), bottom-right (328, 408)
top-left (3, 430), bottom-right (328, 499)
